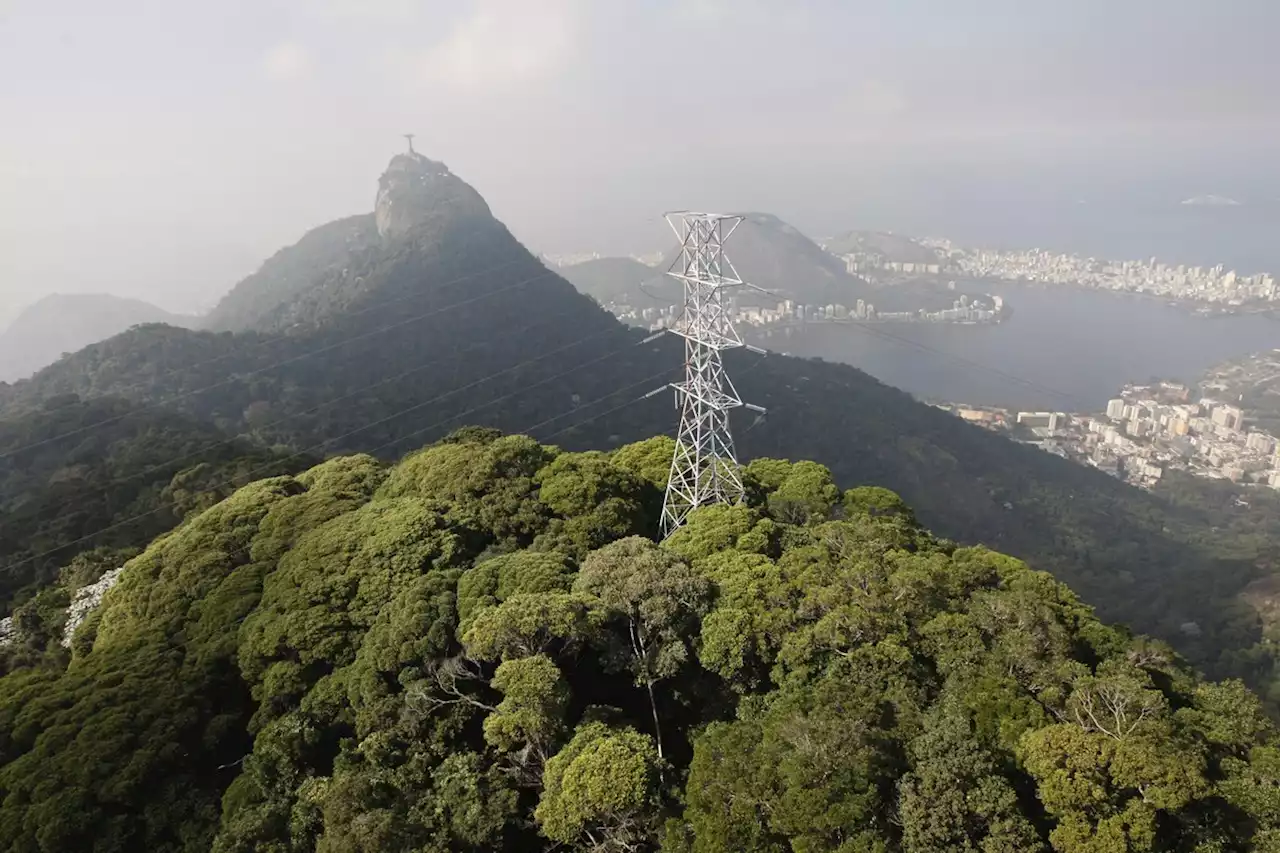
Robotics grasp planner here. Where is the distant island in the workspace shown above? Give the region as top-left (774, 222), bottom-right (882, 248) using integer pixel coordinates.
top-left (1181, 194), bottom-right (1242, 207)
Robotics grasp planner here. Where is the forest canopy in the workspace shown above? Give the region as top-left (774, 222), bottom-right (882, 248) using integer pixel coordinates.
top-left (1, 430), bottom-right (1278, 853)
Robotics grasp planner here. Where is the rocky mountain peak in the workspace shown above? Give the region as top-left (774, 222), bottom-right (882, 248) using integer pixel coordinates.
top-left (374, 151), bottom-right (492, 239)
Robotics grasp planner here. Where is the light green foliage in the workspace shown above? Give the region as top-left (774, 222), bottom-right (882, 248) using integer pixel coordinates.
top-left (747, 458), bottom-right (842, 525)
top-left (456, 550), bottom-right (574, 634)
top-left (609, 435), bottom-right (676, 489)
top-left (380, 434), bottom-right (555, 542)
top-left (843, 485), bottom-right (917, 521)
top-left (695, 550), bottom-right (797, 689)
top-left (1, 435), bottom-right (1278, 853)
top-left (533, 450), bottom-right (655, 556)
top-left (344, 571), bottom-right (458, 725)
top-left (239, 496), bottom-right (460, 689)
top-left (663, 503), bottom-right (770, 563)
top-left (535, 722), bottom-right (663, 851)
top-left (768, 460), bottom-right (841, 524)
top-left (484, 654), bottom-right (569, 753)
top-left (463, 592), bottom-right (598, 661)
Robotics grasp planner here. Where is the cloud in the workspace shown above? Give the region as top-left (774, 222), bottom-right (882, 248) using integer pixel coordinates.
top-left (404, 0), bottom-right (580, 94)
top-left (262, 42), bottom-right (311, 82)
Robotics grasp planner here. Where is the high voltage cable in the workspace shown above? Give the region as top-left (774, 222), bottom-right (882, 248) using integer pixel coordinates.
top-left (0, 326), bottom-right (664, 577)
top-left (0, 264), bottom-right (558, 461)
top-left (519, 366), bottom-right (678, 442)
top-left (0, 307), bottom-right (588, 540)
top-left (47, 254), bottom-right (533, 406)
top-left (363, 331), bottom-right (669, 457)
top-left (835, 318), bottom-right (1089, 408)
top-left (0, 299), bottom-right (1099, 577)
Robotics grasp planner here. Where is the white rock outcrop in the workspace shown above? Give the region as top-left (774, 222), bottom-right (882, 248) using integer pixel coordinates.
top-left (62, 567), bottom-right (124, 647)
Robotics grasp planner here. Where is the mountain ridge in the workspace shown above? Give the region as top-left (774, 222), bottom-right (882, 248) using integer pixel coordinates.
top-left (0, 293), bottom-right (195, 384)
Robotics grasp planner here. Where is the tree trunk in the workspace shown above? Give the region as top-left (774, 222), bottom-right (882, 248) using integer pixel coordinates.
top-left (646, 678), bottom-right (664, 760)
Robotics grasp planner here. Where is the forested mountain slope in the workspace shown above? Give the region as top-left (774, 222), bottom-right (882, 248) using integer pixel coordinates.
top-left (1, 434), bottom-right (1277, 853)
top-left (0, 395), bottom-right (305, 612)
top-left (200, 214), bottom-right (380, 333)
top-left (0, 151), bottom-right (1276, 700)
top-left (0, 293), bottom-right (194, 383)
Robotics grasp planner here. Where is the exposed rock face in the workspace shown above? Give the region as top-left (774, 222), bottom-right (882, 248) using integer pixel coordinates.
top-left (374, 152), bottom-right (492, 239)
top-left (62, 567), bottom-right (124, 647)
top-left (0, 616), bottom-right (14, 648)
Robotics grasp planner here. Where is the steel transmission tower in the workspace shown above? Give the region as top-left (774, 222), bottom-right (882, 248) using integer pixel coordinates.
top-left (660, 212), bottom-right (766, 537)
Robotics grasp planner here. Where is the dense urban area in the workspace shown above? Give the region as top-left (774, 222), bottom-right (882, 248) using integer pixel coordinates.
top-left (937, 359), bottom-right (1280, 491)
top-left (919, 241), bottom-right (1279, 307)
top-left (609, 292), bottom-right (1004, 331)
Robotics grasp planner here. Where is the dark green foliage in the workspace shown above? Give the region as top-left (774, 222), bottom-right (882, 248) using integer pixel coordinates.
top-left (0, 396), bottom-right (303, 613)
top-left (0, 434), bottom-right (1275, 853)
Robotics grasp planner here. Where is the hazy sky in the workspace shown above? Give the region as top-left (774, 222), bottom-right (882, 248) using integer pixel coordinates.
top-left (2, 0), bottom-right (1278, 324)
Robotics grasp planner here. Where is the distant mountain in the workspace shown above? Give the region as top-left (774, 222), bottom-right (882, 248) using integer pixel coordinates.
top-left (0, 294), bottom-right (194, 384)
top-left (823, 229), bottom-right (941, 264)
top-left (557, 256), bottom-right (676, 305)
top-left (2, 150), bottom-right (1279, 711)
top-left (655, 212), bottom-right (872, 306)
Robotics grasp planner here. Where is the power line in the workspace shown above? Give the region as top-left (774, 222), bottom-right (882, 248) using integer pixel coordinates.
top-left (363, 331), bottom-right (668, 458)
top-left (0, 306), bottom-right (588, 540)
top-left (527, 367), bottom-right (679, 442)
top-left (0, 325), bottom-right (658, 579)
top-left (1, 264), bottom-right (558, 461)
top-left (33, 254), bottom-right (533, 418)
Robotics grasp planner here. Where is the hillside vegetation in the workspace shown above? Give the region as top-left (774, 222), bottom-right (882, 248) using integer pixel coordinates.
top-left (201, 214), bottom-right (380, 333)
top-left (1, 151), bottom-right (1280, 715)
top-left (0, 293), bottom-right (194, 384)
top-left (0, 395), bottom-right (305, 616)
top-left (2, 430), bottom-right (1278, 853)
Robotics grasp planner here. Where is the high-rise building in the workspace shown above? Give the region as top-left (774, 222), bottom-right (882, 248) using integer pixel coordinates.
top-left (1246, 432), bottom-right (1275, 454)
top-left (1211, 404), bottom-right (1243, 431)
top-left (1105, 398), bottom-right (1126, 420)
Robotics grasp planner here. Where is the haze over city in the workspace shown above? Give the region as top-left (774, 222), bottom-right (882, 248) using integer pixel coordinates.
top-left (3, 0), bottom-right (1280, 325)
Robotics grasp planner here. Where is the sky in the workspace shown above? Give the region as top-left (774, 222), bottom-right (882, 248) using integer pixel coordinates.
top-left (2, 0), bottom-right (1279, 325)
